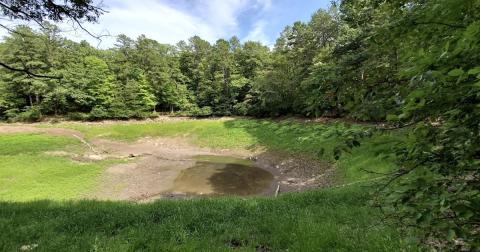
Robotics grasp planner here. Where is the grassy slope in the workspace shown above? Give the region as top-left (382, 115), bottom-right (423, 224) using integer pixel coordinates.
top-left (0, 119), bottom-right (411, 251)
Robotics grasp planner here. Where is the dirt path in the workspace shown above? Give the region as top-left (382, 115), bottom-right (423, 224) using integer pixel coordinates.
top-left (0, 124), bottom-right (334, 201)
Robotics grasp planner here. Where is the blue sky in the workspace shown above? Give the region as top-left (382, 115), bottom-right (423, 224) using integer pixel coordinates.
top-left (67, 0), bottom-right (331, 48)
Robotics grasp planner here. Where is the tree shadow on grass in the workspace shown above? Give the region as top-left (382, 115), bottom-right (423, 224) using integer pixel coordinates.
top-left (0, 186), bottom-right (402, 251)
top-left (221, 118), bottom-right (342, 161)
top-left (221, 118), bottom-right (402, 183)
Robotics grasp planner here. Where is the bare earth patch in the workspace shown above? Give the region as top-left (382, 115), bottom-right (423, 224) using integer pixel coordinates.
top-left (87, 137), bottom-right (217, 201)
top-left (0, 124), bottom-right (334, 202)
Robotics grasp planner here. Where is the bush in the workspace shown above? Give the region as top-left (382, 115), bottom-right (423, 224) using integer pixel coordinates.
top-left (4, 108), bottom-right (20, 121)
top-left (89, 106), bottom-right (109, 120)
top-left (176, 106), bottom-right (213, 117)
top-left (233, 103), bottom-right (250, 116)
top-left (107, 103), bottom-right (131, 120)
top-left (195, 106), bottom-right (213, 117)
top-left (66, 112), bottom-right (89, 121)
top-left (9, 106), bottom-right (42, 122)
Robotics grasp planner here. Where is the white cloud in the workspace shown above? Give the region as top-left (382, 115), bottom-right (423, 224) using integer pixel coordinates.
top-left (73, 0), bottom-right (268, 48)
top-left (0, 0), bottom-right (276, 48)
top-left (243, 20), bottom-right (270, 45)
top-left (69, 0), bottom-right (221, 48)
top-left (253, 0), bottom-right (273, 11)
top-left (197, 0), bottom-right (249, 34)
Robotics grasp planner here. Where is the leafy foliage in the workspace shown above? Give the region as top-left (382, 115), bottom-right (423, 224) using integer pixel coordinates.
top-left (0, 0), bottom-right (479, 249)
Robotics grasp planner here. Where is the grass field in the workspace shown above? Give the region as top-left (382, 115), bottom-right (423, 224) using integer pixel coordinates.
top-left (0, 134), bottom-right (119, 201)
top-left (0, 187), bottom-right (408, 251)
top-left (0, 118), bottom-right (412, 251)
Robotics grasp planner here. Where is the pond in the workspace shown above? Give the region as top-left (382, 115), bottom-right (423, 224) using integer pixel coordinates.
top-left (170, 155), bottom-right (274, 196)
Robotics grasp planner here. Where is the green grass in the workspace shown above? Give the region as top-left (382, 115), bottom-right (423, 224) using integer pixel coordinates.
top-left (0, 186), bottom-right (411, 251)
top-left (0, 155), bottom-right (106, 201)
top-left (336, 132), bottom-right (402, 184)
top-left (62, 119), bottom-right (360, 157)
top-left (0, 134), bottom-right (110, 201)
top-left (0, 134), bottom-right (78, 155)
top-left (61, 120), bottom-right (260, 149)
top-left (0, 119), bottom-right (411, 251)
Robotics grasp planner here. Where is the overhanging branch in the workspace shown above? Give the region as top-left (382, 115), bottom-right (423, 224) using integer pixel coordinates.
top-left (0, 61), bottom-right (62, 79)
top-left (411, 21), bottom-right (466, 29)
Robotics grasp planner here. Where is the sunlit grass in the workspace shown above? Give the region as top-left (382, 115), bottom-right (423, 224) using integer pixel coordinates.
top-left (0, 134), bottom-right (78, 155)
top-left (0, 155), bottom-right (105, 201)
top-left (0, 134), bottom-right (112, 201)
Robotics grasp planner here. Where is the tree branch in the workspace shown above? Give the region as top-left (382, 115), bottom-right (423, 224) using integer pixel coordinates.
top-left (0, 0), bottom-right (107, 41)
top-left (379, 159), bottom-right (430, 191)
top-left (376, 117), bottom-right (428, 131)
top-left (360, 167), bottom-right (396, 176)
top-left (412, 21), bottom-right (466, 29)
top-left (0, 2), bottom-right (47, 29)
top-left (0, 61), bottom-right (61, 79)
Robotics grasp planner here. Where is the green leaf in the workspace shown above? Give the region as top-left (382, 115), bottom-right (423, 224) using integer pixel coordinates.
top-left (398, 112), bottom-right (410, 120)
top-left (447, 229), bottom-right (456, 240)
top-left (448, 69), bottom-right (464, 77)
top-left (467, 67), bottom-right (480, 75)
top-left (460, 210), bottom-right (474, 219)
top-left (386, 114), bottom-right (399, 122)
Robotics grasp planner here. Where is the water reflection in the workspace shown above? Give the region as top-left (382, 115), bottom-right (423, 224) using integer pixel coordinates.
top-left (171, 155), bottom-right (273, 196)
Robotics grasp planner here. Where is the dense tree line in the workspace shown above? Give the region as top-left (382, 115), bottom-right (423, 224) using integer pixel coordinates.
top-left (0, 25), bottom-right (273, 120)
top-left (0, 0), bottom-right (479, 250)
top-left (0, 5), bottom-right (348, 120)
top-left (0, 2), bottom-right (436, 121)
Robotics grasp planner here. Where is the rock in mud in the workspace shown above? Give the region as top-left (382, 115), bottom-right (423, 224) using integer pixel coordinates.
top-left (86, 154), bottom-right (104, 161)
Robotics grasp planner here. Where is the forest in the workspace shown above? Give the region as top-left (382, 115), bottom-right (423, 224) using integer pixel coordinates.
top-left (3, 1), bottom-right (475, 122)
top-left (0, 0), bottom-right (479, 251)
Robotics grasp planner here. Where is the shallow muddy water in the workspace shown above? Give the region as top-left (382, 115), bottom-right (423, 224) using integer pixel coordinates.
top-left (170, 155), bottom-right (274, 196)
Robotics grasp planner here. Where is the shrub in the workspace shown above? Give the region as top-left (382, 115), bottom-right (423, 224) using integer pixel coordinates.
top-left (4, 108), bottom-right (19, 121)
top-left (89, 106), bottom-right (109, 120)
top-left (197, 106), bottom-right (213, 117)
top-left (176, 106), bottom-right (213, 117)
top-left (10, 106), bottom-right (42, 122)
top-left (66, 112), bottom-right (89, 121)
top-left (233, 103), bottom-right (250, 116)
